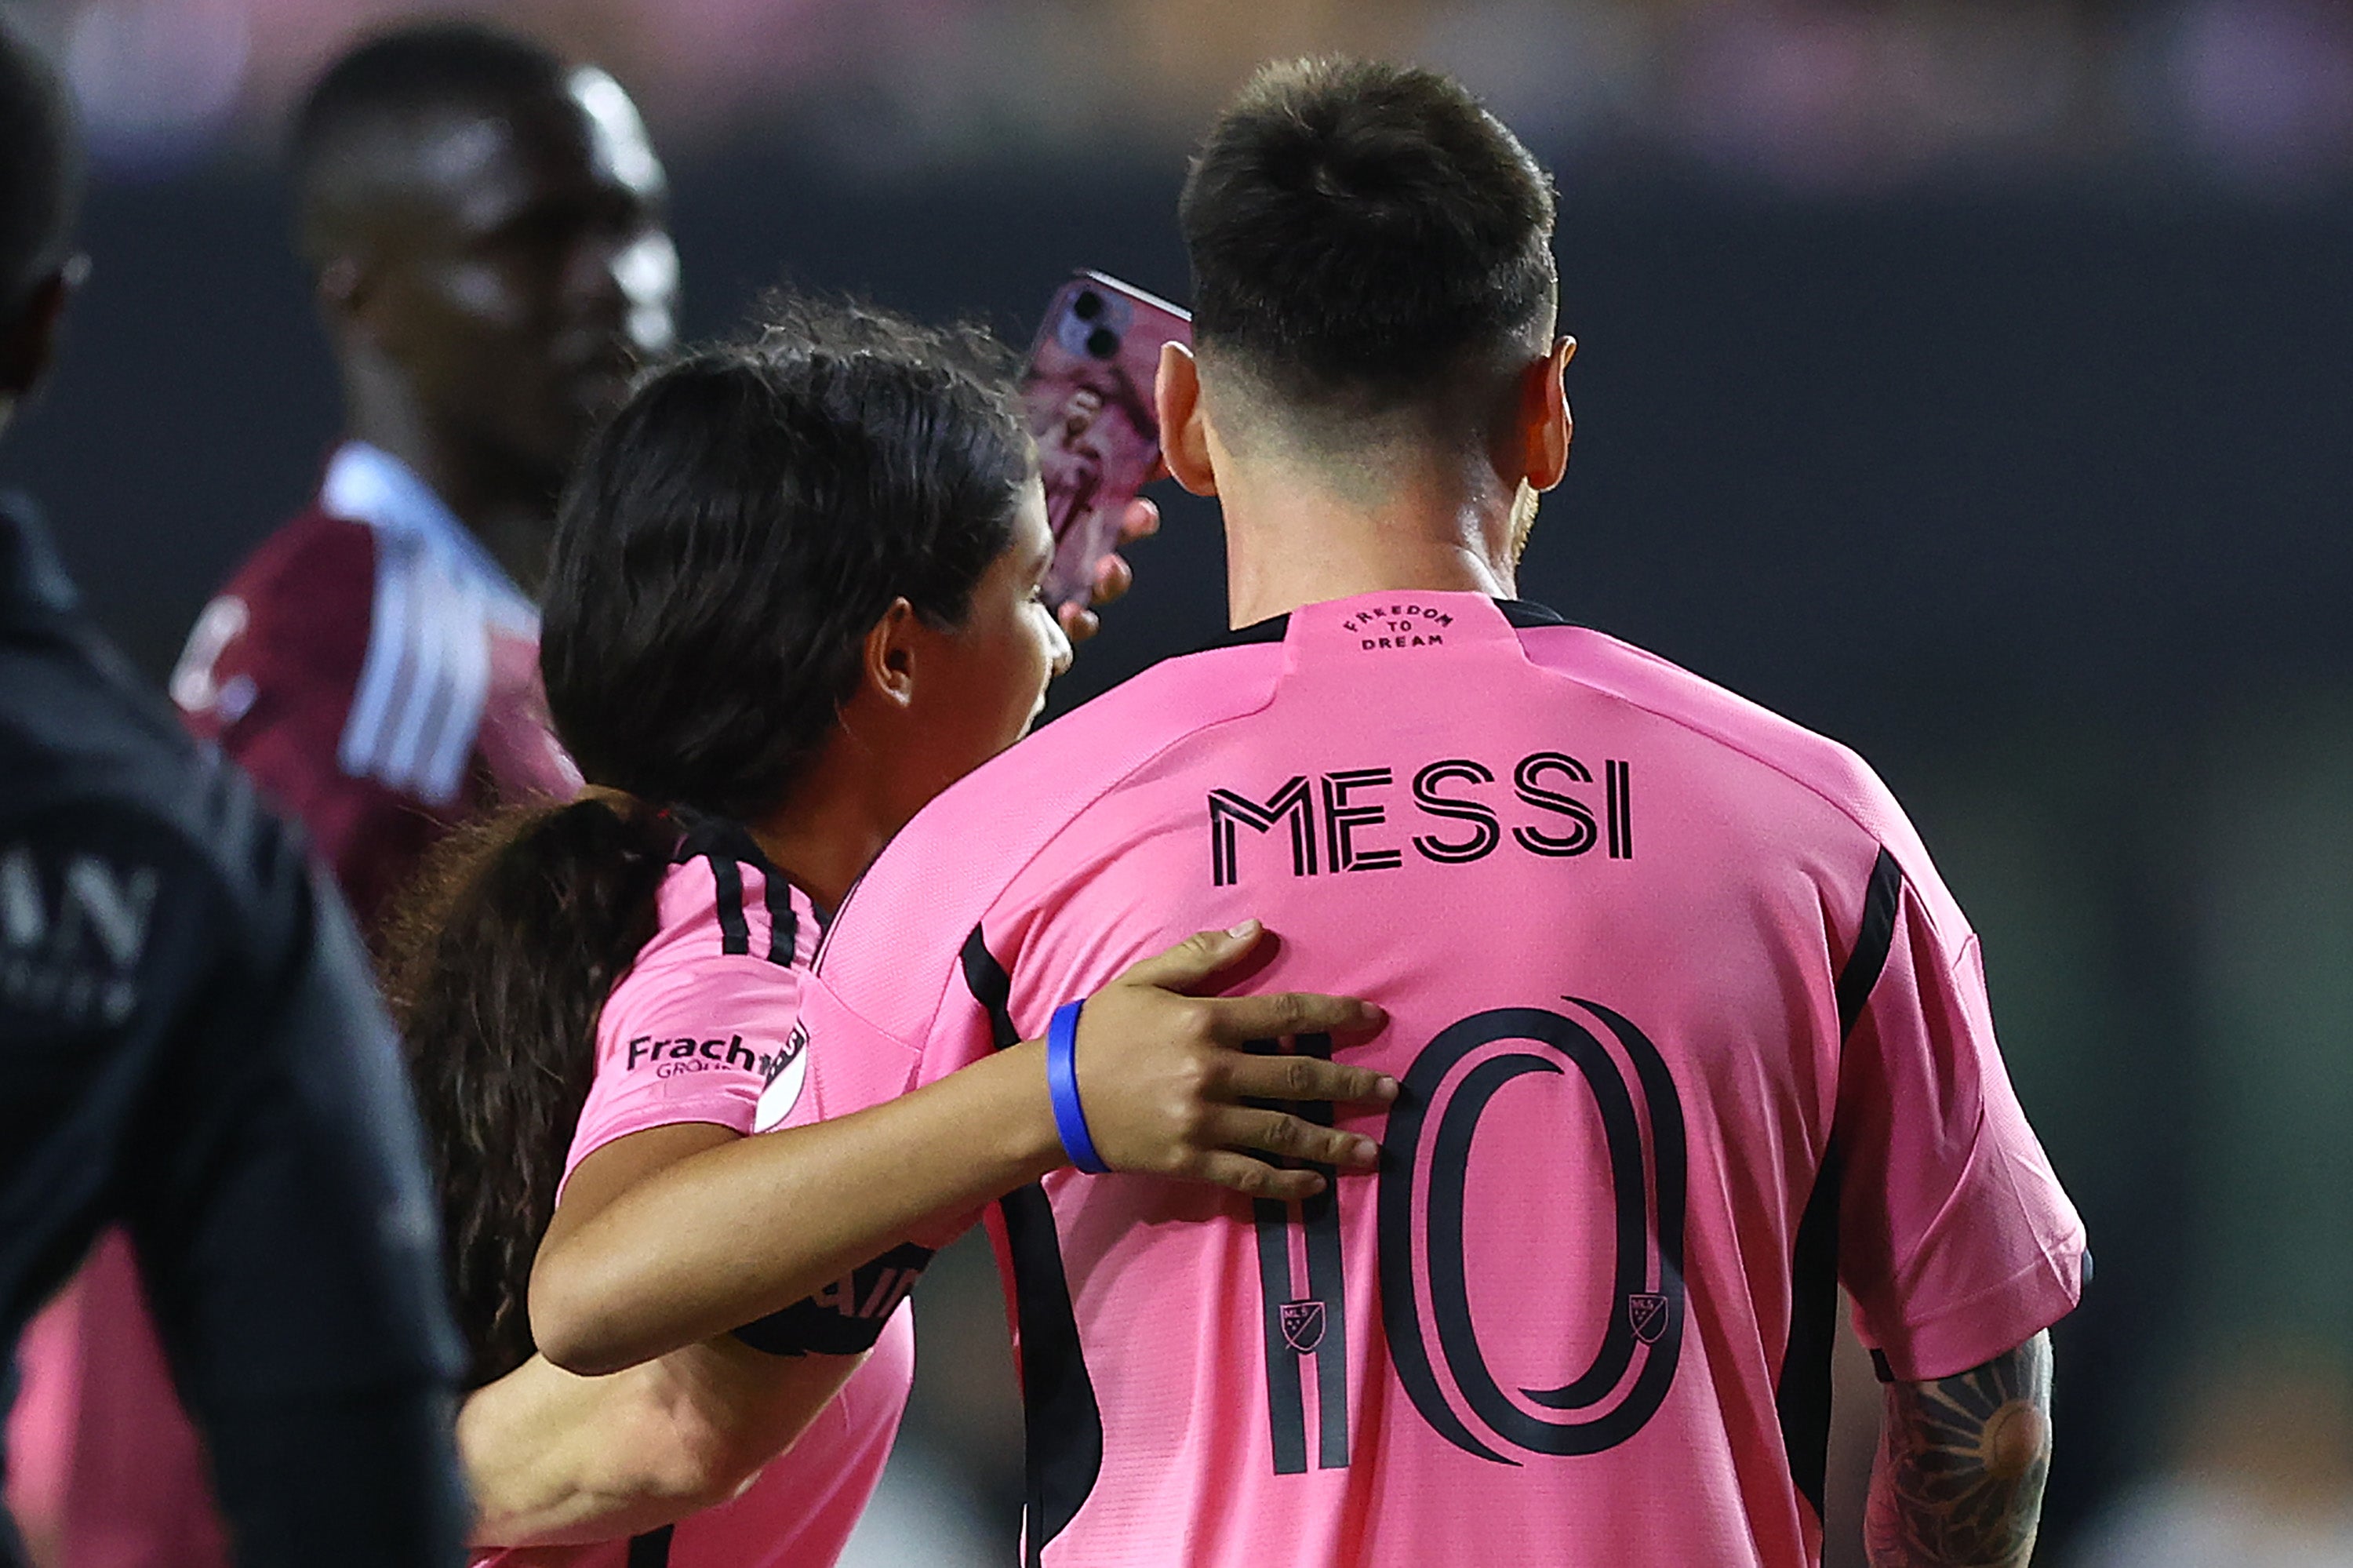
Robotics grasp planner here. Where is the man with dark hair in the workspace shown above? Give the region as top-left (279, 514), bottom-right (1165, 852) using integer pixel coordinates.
top-left (0, 16), bottom-right (465, 1566)
top-left (169, 19), bottom-right (668, 930)
top-left (761, 58), bottom-right (2083, 1565)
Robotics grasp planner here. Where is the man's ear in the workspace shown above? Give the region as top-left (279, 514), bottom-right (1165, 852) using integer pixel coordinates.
top-left (0, 262), bottom-right (80, 403)
top-left (1521, 335), bottom-right (1575, 493)
top-left (1155, 340), bottom-right (1218, 498)
top-left (314, 251), bottom-right (387, 350)
top-left (859, 598), bottom-right (922, 711)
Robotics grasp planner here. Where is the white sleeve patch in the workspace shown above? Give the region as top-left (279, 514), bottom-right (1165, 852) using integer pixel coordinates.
top-left (752, 1021), bottom-right (811, 1133)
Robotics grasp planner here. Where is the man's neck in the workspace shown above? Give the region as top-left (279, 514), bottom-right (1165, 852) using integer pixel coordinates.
top-left (343, 374), bottom-right (557, 598)
top-left (1218, 457), bottom-right (1520, 629)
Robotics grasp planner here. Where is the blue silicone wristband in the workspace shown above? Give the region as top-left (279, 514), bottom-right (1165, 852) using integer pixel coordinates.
top-left (1046, 999), bottom-right (1111, 1175)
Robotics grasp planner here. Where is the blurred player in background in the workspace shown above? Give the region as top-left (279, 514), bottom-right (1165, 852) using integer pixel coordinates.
top-left (544, 58), bottom-right (2087, 1567)
top-left (170, 19), bottom-right (667, 930)
top-left (376, 303), bottom-right (1390, 1564)
top-left (0, 17), bottom-right (466, 1566)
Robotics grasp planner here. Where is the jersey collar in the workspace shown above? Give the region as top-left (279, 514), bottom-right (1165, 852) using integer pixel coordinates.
top-left (1202, 595), bottom-right (1571, 651)
top-left (318, 441), bottom-right (535, 617)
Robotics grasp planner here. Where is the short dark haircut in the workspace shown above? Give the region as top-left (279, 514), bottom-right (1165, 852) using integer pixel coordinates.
top-left (290, 20), bottom-right (571, 260)
top-left (1180, 58), bottom-right (1556, 415)
top-left (0, 16), bottom-right (82, 314)
top-left (542, 297), bottom-right (1030, 821)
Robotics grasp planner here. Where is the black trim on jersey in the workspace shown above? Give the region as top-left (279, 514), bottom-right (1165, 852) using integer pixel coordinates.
top-left (961, 926), bottom-right (1104, 1566)
top-left (959, 926), bottom-right (1016, 1045)
top-left (1497, 598), bottom-right (1572, 629)
top-left (1195, 597), bottom-right (1573, 653)
top-left (1775, 1136), bottom-right (1845, 1519)
top-left (671, 813), bottom-right (800, 969)
top-left (706, 853), bottom-right (751, 957)
top-left (732, 1240), bottom-right (934, 1355)
top-left (626, 1527), bottom-right (673, 1566)
top-left (1775, 846), bottom-right (1905, 1518)
top-left (762, 866), bottom-right (797, 966)
top-left (1836, 849), bottom-right (1904, 1036)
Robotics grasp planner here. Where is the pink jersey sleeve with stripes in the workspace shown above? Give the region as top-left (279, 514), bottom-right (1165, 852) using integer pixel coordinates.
top-left (796, 591), bottom-right (2084, 1568)
top-left (475, 846), bottom-right (911, 1568)
top-left (566, 855), bottom-right (812, 1173)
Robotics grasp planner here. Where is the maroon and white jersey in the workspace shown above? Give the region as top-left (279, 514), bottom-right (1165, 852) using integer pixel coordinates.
top-left (171, 441), bottom-right (578, 929)
top-left (780, 591), bottom-right (2086, 1567)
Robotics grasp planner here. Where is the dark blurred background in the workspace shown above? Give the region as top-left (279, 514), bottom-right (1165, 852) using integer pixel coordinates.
top-left (5, 0), bottom-right (2351, 1562)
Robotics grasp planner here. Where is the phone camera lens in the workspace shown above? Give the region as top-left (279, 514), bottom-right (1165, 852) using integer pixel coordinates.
top-left (1084, 326), bottom-right (1121, 360)
top-left (1073, 290), bottom-right (1104, 322)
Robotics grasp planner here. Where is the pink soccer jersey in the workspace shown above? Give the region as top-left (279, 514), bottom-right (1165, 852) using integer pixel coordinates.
top-left (781, 590), bottom-right (2086, 1568)
top-left (471, 834), bottom-right (913, 1568)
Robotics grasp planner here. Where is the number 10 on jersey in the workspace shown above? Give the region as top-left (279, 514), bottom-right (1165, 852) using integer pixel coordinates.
top-left (1251, 1002), bottom-right (1689, 1475)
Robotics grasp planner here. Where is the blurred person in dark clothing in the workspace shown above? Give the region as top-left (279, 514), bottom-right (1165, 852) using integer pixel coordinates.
top-left (16, 24), bottom-right (664, 1563)
top-left (0, 16), bottom-right (467, 1566)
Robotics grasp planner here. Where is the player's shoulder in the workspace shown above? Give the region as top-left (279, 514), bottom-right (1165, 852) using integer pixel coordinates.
top-left (223, 504), bottom-right (380, 613)
top-left (818, 644), bottom-right (1282, 1017)
top-left (879, 642), bottom-right (1278, 881)
top-left (624, 845), bottom-right (817, 995)
top-left (192, 506), bottom-right (380, 689)
top-left (984, 642), bottom-right (1282, 788)
top-left (598, 846), bottom-right (814, 1092)
top-left (1527, 624), bottom-right (1914, 850)
top-left (1, 696), bottom-right (309, 966)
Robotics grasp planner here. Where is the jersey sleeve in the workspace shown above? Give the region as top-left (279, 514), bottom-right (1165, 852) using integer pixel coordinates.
top-left (1835, 866), bottom-right (2087, 1382)
top-left (563, 956), bottom-right (806, 1182)
top-left (121, 800), bottom-right (469, 1566)
top-left (713, 962), bottom-right (1006, 1359)
top-left (173, 518), bottom-right (446, 932)
top-left (562, 955), bottom-right (939, 1359)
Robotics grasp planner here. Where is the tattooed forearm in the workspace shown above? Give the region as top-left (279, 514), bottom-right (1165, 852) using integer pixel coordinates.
top-left (1864, 1330), bottom-right (2053, 1567)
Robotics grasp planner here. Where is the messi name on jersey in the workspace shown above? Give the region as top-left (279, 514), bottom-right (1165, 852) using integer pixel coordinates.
top-left (1209, 753), bottom-right (1635, 886)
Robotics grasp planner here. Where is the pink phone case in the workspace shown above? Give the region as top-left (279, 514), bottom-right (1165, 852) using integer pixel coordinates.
top-left (1019, 271), bottom-right (1192, 609)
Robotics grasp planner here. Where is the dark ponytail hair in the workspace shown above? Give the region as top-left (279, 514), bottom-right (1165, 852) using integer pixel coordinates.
top-left (381, 798), bottom-right (671, 1385)
top-left (384, 298), bottom-right (1031, 1384)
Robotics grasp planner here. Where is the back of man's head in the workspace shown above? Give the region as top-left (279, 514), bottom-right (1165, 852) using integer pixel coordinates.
top-left (1180, 59), bottom-right (1556, 441)
top-left (0, 16), bottom-right (81, 324)
top-left (292, 20), bottom-right (569, 264)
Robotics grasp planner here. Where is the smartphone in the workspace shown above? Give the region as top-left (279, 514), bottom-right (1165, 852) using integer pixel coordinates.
top-left (1018, 271), bottom-right (1192, 610)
